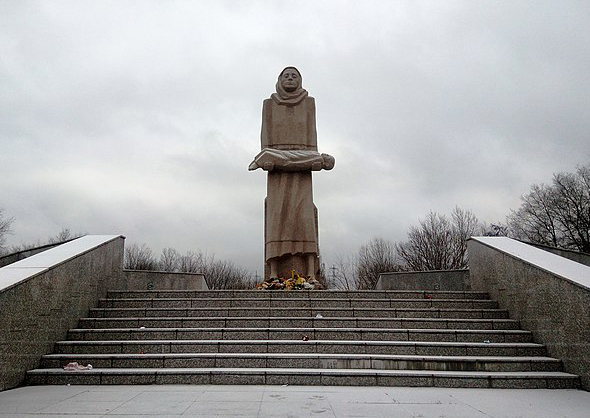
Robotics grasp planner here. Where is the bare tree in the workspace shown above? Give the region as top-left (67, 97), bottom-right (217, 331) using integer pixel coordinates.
top-left (507, 184), bottom-right (559, 246)
top-left (1, 227), bottom-right (85, 256)
top-left (0, 209), bottom-right (14, 254)
top-left (396, 207), bottom-right (481, 271)
top-left (328, 254), bottom-right (358, 290)
top-left (508, 163), bottom-right (590, 252)
top-left (178, 251), bottom-right (205, 273)
top-left (356, 237), bottom-right (402, 289)
top-left (47, 228), bottom-right (86, 244)
top-left (450, 207), bottom-right (481, 267)
top-left (483, 223), bottom-right (509, 237)
top-left (159, 247), bottom-right (181, 272)
top-left (124, 243), bottom-right (253, 289)
top-left (202, 258), bottom-right (253, 290)
top-left (124, 243), bottom-right (159, 270)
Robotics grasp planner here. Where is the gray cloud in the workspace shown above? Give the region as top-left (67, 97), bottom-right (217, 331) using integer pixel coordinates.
top-left (1, 1), bottom-right (589, 273)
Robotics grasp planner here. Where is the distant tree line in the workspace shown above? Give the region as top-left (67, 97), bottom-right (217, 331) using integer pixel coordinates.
top-left (3, 162), bottom-right (589, 290)
top-left (0, 209), bottom-right (13, 254)
top-left (329, 162), bottom-right (590, 290)
top-left (506, 163), bottom-right (590, 252)
top-left (0, 218), bottom-right (84, 256)
top-left (124, 243), bottom-right (255, 290)
top-left (330, 207), bottom-right (483, 290)
top-left (0, 216), bottom-right (254, 290)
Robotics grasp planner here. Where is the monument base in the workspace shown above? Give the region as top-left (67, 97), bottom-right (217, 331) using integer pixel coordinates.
top-left (264, 253), bottom-right (319, 280)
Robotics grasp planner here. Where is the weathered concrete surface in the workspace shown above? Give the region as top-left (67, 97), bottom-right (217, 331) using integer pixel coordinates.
top-left (468, 237), bottom-right (590, 390)
top-left (1, 385), bottom-right (590, 417)
top-left (120, 270), bottom-right (209, 290)
top-left (376, 269), bottom-right (470, 291)
top-left (0, 235), bottom-right (124, 391)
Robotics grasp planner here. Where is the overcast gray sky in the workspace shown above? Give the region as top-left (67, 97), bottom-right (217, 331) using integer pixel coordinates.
top-left (1, 0), bottom-right (589, 275)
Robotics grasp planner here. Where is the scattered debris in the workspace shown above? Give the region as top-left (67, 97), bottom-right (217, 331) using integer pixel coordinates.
top-left (64, 362), bottom-right (93, 371)
top-left (315, 314), bottom-right (323, 319)
top-left (256, 272), bottom-right (324, 290)
top-left (302, 335), bottom-right (310, 341)
top-left (424, 294), bottom-right (433, 299)
top-left (483, 340), bottom-right (491, 344)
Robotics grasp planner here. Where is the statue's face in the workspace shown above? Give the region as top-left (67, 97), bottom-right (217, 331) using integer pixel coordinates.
top-left (280, 68), bottom-right (301, 92)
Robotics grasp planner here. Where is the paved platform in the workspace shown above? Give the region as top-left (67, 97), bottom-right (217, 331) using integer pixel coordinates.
top-left (0, 385), bottom-right (589, 417)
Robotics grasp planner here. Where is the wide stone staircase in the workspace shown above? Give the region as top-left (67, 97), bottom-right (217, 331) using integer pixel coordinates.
top-left (26, 289), bottom-right (580, 388)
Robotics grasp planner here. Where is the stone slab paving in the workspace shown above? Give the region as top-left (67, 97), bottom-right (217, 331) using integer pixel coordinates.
top-left (0, 385), bottom-right (589, 417)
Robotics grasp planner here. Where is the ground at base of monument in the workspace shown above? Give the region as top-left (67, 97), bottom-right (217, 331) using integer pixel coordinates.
top-left (255, 274), bottom-right (324, 290)
top-left (1, 384), bottom-right (589, 417)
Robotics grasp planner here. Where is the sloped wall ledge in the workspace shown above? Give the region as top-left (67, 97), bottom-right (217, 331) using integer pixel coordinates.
top-left (0, 235), bottom-right (124, 391)
top-left (468, 236), bottom-right (590, 390)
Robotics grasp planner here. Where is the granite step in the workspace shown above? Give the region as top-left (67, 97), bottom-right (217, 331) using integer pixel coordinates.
top-left (97, 297), bottom-right (498, 309)
top-left (26, 367), bottom-right (580, 389)
top-left (88, 306), bottom-right (511, 319)
top-left (39, 353), bottom-right (563, 372)
top-left (28, 287), bottom-right (580, 389)
top-left (77, 316), bottom-right (521, 330)
top-left (66, 327), bottom-right (533, 343)
top-left (106, 290), bottom-right (490, 300)
top-left (53, 340), bottom-right (548, 356)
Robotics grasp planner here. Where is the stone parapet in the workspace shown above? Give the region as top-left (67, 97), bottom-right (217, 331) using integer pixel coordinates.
top-left (119, 270), bottom-right (209, 291)
top-left (468, 236), bottom-right (590, 390)
top-left (524, 241), bottom-right (590, 268)
top-left (0, 235), bottom-right (124, 391)
top-left (375, 270), bottom-right (470, 291)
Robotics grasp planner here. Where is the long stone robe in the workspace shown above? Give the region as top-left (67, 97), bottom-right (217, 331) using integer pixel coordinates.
top-left (261, 96), bottom-right (319, 263)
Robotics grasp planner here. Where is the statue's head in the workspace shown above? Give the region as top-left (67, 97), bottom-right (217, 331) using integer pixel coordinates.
top-left (272, 66), bottom-right (308, 105)
top-left (278, 67), bottom-right (302, 93)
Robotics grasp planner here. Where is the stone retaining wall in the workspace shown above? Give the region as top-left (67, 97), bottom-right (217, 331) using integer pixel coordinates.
top-left (468, 236), bottom-right (590, 390)
top-left (0, 235), bottom-right (124, 391)
top-left (120, 270), bottom-right (209, 290)
top-left (526, 241), bottom-right (590, 268)
top-left (375, 269), bottom-right (470, 291)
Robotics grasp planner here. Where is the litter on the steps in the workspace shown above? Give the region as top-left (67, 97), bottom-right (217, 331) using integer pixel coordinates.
top-left (64, 362), bottom-right (93, 371)
top-left (315, 314), bottom-right (323, 318)
top-left (302, 335), bottom-right (310, 341)
top-left (255, 271), bottom-right (324, 290)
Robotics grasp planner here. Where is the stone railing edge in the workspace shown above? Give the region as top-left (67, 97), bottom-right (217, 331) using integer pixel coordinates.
top-left (0, 235), bottom-right (124, 294)
top-left (469, 236), bottom-right (590, 292)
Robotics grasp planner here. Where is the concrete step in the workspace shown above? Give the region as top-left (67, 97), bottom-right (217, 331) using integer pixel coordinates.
top-left (26, 368), bottom-right (580, 389)
top-left (97, 297), bottom-right (498, 309)
top-left (66, 327), bottom-right (533, 343)
top-left (106, 290), bottom-right (490, 300)
top-left (78, 316), bottom-right (521, 330)
top-left (39, 353), bottom-right (563, 372)
top-left (53, 340), bottom-right (548, 356)
top-left (89, 307), bottom-right (509, 319)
